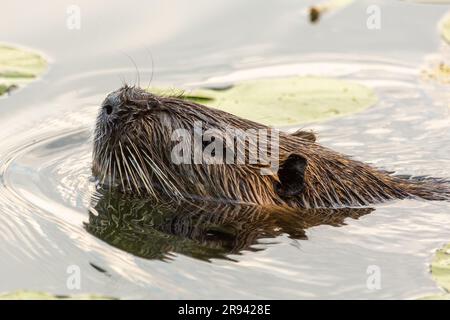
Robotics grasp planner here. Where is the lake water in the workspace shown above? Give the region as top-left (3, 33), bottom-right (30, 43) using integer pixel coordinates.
top-left (0, 0), bottom-right (449, 299)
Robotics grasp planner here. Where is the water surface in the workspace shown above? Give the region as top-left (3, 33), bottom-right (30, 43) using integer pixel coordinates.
top-left (0, 0), bottom-right (449, 299)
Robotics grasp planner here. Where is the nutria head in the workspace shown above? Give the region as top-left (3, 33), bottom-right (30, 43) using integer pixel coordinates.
top-left (93, 85), bottom-right (306, 205)
top-left (93, 85), bottom-right (450, 208)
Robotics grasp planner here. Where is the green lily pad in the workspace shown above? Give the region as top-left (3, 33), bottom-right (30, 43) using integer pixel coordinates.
top-left (441, 13), bottom-right (450, 44)
top-left (0, 290), bottom-right (116, 300)
top-left (150, 76), bottom-right (378, 126)
top-left (0, 84), bottom-right (8, 96)
top-left (420, 243), bottom-right (450, 299)
top-left (0, 44), bottom-right (47, 96)
top-left (431, 243), bottom-right (450, 292)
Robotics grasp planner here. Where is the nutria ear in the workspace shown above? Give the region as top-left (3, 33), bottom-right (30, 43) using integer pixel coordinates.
top-left (291, 129), bottom-right (316, 142)
top-left (276, 154), bottom-right (307, 197)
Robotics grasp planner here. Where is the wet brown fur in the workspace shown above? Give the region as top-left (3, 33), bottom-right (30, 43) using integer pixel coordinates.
top-left (92, 85), bottom-right (450, 208)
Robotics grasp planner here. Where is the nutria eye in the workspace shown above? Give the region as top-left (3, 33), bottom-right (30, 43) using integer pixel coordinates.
top-left (104, 104), bottom-right (113, 115)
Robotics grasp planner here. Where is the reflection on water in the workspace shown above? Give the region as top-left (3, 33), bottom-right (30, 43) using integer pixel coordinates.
top-left (86, 191), bottom-right (373, 261)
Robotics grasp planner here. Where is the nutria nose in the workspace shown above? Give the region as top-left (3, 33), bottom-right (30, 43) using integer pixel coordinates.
top-left (104, 104), bottom-right (114, 115)
top-left (102, 92), bottom-right (122, 116)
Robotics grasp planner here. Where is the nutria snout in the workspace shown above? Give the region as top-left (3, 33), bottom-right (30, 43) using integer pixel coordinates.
top-left (92, 85), bottom-right (450, 208)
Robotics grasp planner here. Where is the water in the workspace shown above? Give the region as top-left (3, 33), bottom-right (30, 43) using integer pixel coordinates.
top-left (0, 0), bottom-right (450, 299)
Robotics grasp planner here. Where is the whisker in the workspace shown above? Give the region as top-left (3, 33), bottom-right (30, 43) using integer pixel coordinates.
top-left (114, 150), bottom-right (126, 193)
top-left (119, 141), bottom-right (139, 195)
top-left (126, 145), bottom-right (157, 199)
top-left (144, 47), bottom-right (154, 90)
top-left (121, 51), bottom-right (141, 88)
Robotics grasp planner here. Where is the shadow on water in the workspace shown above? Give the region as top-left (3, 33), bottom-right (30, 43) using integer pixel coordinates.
top-left (85, 190), bottom-right (374, 262)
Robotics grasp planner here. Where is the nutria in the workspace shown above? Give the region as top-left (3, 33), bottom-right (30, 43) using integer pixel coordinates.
top-left (86, 190), bottom-right (373, 260)
top-left (92, 85), bottom-right (450, 208)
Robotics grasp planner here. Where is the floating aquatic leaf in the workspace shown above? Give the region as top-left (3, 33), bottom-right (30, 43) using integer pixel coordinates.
top-left (431, 243), bottom-right (450, 291)
top-left (0, 84), bottom-right (8, 96)
top-left (420, 294), bottom-right (450, 300)
top-left (441, 12), bottom-right (450, 44)
top-left (0, 44), bottom-right (47, 96)
top-left (150, 77), bottom-right (378, 126)
top-left (0, 290), bottom-right (116, 300)
top-left (420, 243), bottom-right (450, 299)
